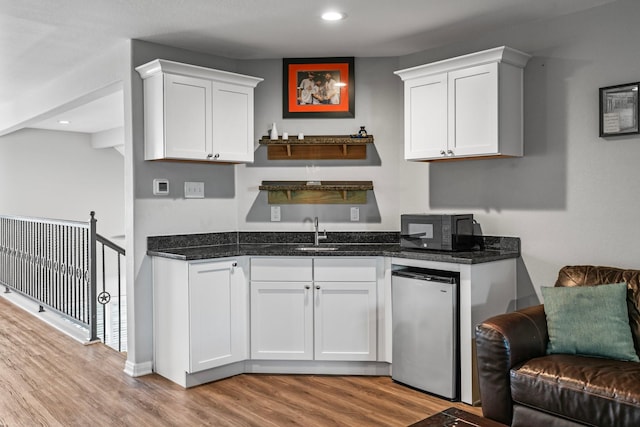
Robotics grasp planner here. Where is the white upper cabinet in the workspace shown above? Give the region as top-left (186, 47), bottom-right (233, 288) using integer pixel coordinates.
top-left (395, 46), bottom-right (531, 162)
top-left (136, 59), bottom-right (263, 163)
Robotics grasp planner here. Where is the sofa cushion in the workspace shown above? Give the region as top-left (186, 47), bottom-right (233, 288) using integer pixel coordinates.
top-left (556, 265), bottom-right (640, 358)
top-left (511, 354), bottom-right (640, 426)
top-left (541, 282), bottom-right (639, 361)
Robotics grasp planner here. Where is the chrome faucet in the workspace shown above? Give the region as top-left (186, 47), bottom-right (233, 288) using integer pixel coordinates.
top-left (314, 216), bottom-right (327, 246)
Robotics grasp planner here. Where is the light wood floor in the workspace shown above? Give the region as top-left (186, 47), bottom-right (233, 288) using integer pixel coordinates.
top-left (0, 296), bottom-right (482, 426)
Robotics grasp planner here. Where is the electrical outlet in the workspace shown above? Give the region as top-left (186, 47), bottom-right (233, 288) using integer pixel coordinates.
top-left (184, 182), bottom-right (204, 198)
top-left (350, 207), bottom-right (360, 221)
top-left (271, 206), bottom-right (281, 222)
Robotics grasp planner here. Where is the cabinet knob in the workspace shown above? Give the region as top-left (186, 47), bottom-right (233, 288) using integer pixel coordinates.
top-left (207, 153), bottom-right (213, 158)
top-left (447, 149), bottom-right (454, 156)
top-left (305, 285), bottom-right (311, 289)
top-left (440, 150), bottom-right (446, 156)
top-left (315, 285), bottom-right (321, 290)
top-left (232, 262), bottom-right (237, 267)
top-left (214, 153), bottom-right (220, 159)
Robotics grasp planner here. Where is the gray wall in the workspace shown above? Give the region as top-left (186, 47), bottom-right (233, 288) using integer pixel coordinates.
top-left (0, 128), bottom-right (124, 239)
top-left (127, 40), bottom-right (246, 367)
top-left (397, 0), bottom-right (640, 307)
top-left (233, 0), bottom-right (640, 310)
top-left (236, 57), bottom-right (412, 231)
top-left (4, 0), bottom-right (640, 370)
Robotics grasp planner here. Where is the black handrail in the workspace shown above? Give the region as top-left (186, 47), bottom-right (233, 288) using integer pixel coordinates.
top-left (97, 233), bottom-right (125, 254)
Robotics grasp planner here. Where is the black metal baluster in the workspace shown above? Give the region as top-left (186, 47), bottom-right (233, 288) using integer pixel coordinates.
top-left (101, 241), bottom-right (106, 345)
top-left (117, 251), bottom-right (122, 352)
top-left (88, 212), bottom-right (97, 342)
top-left (82, 227), bottom-right (87, 324)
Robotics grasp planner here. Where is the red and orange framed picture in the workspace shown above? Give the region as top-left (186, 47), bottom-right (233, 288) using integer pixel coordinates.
top-left (282, 57), bottom-right (355, 118)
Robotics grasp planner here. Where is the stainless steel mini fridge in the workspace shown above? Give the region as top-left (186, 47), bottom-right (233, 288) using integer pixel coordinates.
top-left (391, 267), bottom-right (459, 400)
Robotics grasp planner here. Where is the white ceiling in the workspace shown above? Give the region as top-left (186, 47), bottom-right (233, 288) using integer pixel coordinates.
top-left (1, 0), bottom-right (616, 134)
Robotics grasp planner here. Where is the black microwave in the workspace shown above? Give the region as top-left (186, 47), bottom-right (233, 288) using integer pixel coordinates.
top-left (400, 214), bottom-right (474, 251)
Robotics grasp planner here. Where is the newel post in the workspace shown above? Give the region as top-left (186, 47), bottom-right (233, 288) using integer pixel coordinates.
top-left (88, 211), bottom-right (98, 342)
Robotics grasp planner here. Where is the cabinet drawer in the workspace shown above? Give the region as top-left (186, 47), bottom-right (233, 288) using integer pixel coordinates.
top-left (251, 257), bottom-right (313, 281)
top-left (314, 258), bottom-right (377, 282)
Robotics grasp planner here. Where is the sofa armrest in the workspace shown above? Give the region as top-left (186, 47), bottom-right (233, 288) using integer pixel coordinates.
top-left (475, 304), bottom-right (548, 425)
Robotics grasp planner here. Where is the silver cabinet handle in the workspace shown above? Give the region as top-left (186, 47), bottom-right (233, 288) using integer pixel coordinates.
top-left (206, 153), bottom-right (213, 158)
top-left (232, 262), bottom-right (237, 267)
top-left (447, 149), bottom-right (454, 156)
top-left (440, 150), bottom-right (446, 156)
top-left (214, 153), bottom-right (220, 159)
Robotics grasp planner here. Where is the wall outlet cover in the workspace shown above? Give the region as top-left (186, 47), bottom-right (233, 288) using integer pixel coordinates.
top-left (271, 206), bottom-right (281, 222)
top-left (350, 207), bottom-right (360, 221)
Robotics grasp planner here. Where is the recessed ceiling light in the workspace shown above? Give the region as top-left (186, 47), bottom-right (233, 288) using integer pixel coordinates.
top-left (58, 120), bottom-right (71, 125)
top-left (321, 11), bottom-right (346, 21)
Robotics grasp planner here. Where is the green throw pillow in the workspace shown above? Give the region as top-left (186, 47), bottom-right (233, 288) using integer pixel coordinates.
top-left (541, 282), bottom-right (639, 362)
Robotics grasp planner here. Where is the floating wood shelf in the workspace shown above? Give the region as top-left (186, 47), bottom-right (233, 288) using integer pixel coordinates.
top-left (258, 135), bottom-right (374, 160)
top-left (259, 180), bottom-right (373, 204)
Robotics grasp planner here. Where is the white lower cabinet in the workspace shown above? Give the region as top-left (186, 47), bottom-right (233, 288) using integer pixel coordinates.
top-left (250, 281), bottom-right (314, 360)
top-left (250, 257), bottom-right (378, 362)
top-left (150, 251), bottom-right (514, 396)
top-left (153, 257), bottom-right (247, 387)
top-left (313, 281), bottom-right (377, 361)
top-left (188, 260), bottom-right (246, 371)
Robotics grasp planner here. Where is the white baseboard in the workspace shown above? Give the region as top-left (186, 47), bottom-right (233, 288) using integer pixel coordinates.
top-left (124, 360), bottom-right (153, 377)
top-left (245, 360), bottom-right (391, 376)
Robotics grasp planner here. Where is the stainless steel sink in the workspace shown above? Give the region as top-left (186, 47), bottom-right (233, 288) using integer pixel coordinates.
top-left (295, 246), bottom-right (339, 251)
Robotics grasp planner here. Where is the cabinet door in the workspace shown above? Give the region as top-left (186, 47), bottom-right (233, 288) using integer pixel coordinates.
top-left (404, 73), bottom-right (448, 160)
top-left (250, 281), bottom-right (313, 360)
top-left (448, 63), bottom-right (498, 157)
top-left (188, 260), bottom-right (245, 372)
top-left (314, 281), bottom-right (377, 361)
top-left (211, 82), bottom-right (254, 163)
top-left (164, 74), bottom-right (213, 160)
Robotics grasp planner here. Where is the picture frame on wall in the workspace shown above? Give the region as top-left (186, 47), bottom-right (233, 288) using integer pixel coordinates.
top-left (282, 57), bottom-right (355, 118)
top-left (599, 82), bottom-right (639, 137)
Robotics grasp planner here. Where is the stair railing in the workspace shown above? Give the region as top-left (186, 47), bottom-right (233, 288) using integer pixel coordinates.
top-left (0, 212), bottom-right (125, 350)
top-left (96, 232), bottom-right (126, 351)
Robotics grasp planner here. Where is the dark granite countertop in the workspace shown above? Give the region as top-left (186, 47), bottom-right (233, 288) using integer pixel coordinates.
top-left (147, 232), bottom-right (520, 265)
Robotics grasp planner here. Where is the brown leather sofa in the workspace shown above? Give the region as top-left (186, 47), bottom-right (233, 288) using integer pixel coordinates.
top-left (475, 265), bottom-right (640, 426)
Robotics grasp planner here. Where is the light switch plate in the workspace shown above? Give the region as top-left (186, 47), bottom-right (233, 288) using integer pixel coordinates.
top-left (184, 182), bottom-right (205, 198)
top-left (271, 206), bottom-right (281, 222)
top-left (350, 207), bottom-right (360, 221)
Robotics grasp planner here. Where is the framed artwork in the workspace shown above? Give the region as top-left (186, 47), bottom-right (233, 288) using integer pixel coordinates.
top-left (282, 57), bottom-right (355, 118)
top-left (599, 82), bottom-right (639, 137)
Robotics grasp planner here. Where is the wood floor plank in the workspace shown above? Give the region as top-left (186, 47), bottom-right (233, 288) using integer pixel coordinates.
top-left (0, 296), bottom-right (482, 426)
